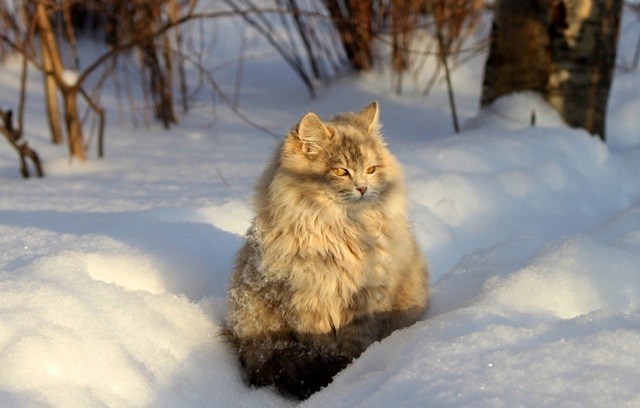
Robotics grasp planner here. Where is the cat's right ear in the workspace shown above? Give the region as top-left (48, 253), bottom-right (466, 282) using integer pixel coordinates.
top-left (295, 112), bottom-right (331, 155)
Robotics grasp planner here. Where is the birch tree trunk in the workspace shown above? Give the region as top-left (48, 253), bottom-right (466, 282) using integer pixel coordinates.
top-left (481, 0), bottom-right (623, 140)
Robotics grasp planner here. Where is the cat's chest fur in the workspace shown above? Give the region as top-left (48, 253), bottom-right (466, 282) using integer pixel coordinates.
top-left (261, 202), bottom-right (388, 269)
top-left (256, 204), bottom-right (396, 332)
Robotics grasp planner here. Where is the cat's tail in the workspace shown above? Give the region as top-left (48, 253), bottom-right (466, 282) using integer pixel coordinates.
top-left (250, 341), bottom-right (352, 399)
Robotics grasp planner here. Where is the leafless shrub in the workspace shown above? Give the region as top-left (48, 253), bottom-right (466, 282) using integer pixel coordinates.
top-left (0, 51), bottom-right (44, 178)
top-left (0, 0), bottom-right (488, 175)
top-left (224, 0), bottom-right (347, 97)
top-left (431, 0), bottom-right (485, 131)
top-left (333, 0), bottom-right (486, 130)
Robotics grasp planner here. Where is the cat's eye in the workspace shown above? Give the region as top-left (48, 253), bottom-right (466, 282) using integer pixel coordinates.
top-left (366, 166), bottom-right (376, 174)
top-left (332, 168), bottom-right (349, 176)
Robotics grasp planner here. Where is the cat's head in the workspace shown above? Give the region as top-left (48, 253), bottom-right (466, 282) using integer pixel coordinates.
top-left (279, 102), bottom-right (402, 206)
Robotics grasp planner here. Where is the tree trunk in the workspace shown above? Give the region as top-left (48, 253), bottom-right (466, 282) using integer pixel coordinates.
top-left (481, 0), bottom-right (623, 140)
top-left (168, 0), bottom-right (189, 113)
top-left (63, 90), bottom-right (86, 160)
top-left (324, 0), bottom-right (373, 71)
top-left (40, 38), bottom-right (64, 145)
top-left (391, 0), bottom-right (418, 73)
top-left (141, 42), bottom-right (176, 129)
top-left (35, 2), bottom-right (64, 145)
top-left (138, 2), bottom-right (176, 129)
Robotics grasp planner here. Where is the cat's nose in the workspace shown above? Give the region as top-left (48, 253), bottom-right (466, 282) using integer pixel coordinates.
top-left (356, 186), bottom-right (367, 195)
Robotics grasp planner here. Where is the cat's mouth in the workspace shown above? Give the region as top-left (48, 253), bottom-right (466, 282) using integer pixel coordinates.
top-left (344, 190), bottom-right (376, 203)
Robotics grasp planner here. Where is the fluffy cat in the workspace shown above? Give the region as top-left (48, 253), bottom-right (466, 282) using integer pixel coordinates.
top-left (225, 102), bottom-right (429, 399)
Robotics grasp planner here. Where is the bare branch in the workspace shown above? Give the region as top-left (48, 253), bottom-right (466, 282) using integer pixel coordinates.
top-left (173, 46), bottom-right (281, 138)
top-left (0, 108), bottom-right (44, 178)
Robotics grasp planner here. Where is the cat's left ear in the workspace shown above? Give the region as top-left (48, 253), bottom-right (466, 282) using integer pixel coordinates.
top-left (360, 101), bottom-right (380, 133)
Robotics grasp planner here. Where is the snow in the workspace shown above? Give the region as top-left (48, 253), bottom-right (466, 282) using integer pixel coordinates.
top-left (61, 70), bottom-right (80, 87)
top-left (2, 7), bottom-right (640, 408)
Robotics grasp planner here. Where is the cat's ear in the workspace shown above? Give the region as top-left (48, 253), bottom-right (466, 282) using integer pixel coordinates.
top-left (296, 112), bottom-right (330, 155)
top-left (359, 101), bottom-right (380, 133)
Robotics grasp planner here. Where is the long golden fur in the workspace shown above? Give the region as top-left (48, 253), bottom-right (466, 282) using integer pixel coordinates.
top-left (225, 102), bottom-right (429, 399)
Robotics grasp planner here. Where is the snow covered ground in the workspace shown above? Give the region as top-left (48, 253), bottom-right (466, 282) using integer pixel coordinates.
top-left (2, 6), bottom-right (640, 408)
